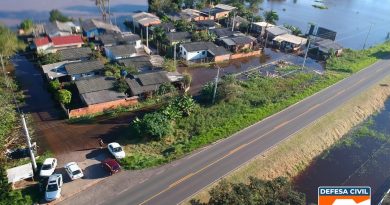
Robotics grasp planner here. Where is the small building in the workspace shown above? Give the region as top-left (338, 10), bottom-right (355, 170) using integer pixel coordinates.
top-left (58, 47), bottom-right (92, 61)
top-left (195, 20), bottom-right (218, 30)
top-left (125, 71), bottom-right (171, 97)
top-left (64, 60), bottom-right (105, 80)
top-left (311, 37), bottom-right (343, 59)
top-left (168, 9), bottom-right (213, 22)
top-left (75, 76), bottom-right (127, 106)
top-left (81, 19), bottom-right (121, 38)
top-left (219, 35), bottom-right (257, 53)
top-left (179, 41), bottom-right (231, 62)
top-left (44, 21), bottom-right (81, 37)
top-left (104, 45), bottom-right (138, 60)
top-left (210, 28), bottom-right (237, 38)
top-left (166, 32), bottom-right (192, 46)
top-left (129, 12), bottom-right (161, 29)
top-left (201, 4), bottom-right (236, 20)
top-left (41, 61), bottom-right (72, 80)
top-left (272, 33), bottom-right (307, 51)
top-left (117, 55), bottom-right (164, 72)
top-left (98, 33), bottom-right (141, 48)
top-left (251, 22), bottom-right (275, 36)
top-left (32, 35), bottom-right (84, 53)
top-left (265, 26), bottom-right (291, 40)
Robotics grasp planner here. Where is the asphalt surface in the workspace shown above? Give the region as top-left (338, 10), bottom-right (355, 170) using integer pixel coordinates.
top-left (71, 59), bottom-right (390, 205)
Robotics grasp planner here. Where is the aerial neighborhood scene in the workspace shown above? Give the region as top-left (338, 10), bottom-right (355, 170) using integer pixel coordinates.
top-left (1, 0), bottom-right (390, 204)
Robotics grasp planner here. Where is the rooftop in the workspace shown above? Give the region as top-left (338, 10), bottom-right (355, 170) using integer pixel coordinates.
top-left (252, 21), bottom-right (275, 27)
top-left (195, 20), bottom-right (217, 29)
top-left (210, 28), bottom-right (237, 38)
top-left (130, 12), bottom-right (161, 27)
top-left (126, 71), bottom-right (170, 95)
top-left (214, 4), bottom-right (236, 11)
top-left (81, 19), bottom-right (121, 33)
top-left (44, 21), bottom-right (78, 36)
top-left (117, 55), bottom-right (164, 70)
top-left (221, 35), bottom-right (256, 46)
top-left (65, 60), bottom-right (105, 75)
top-left (108, 45), bottom-right (137, 57)
top-left (33, 35), bottom-right (84, 47)
top-left (312, 38), bottom-right (343, 53)
top-left (41, 61), bottom-right (70, 79)
top-left (273, 33), bottom-right (307, 45)
top-left (181, 41), bottom-right (230, 56)
top-left (266, 26), bottom-right (291, 36)
top-left (166, 32), bottom-right (191, 43)
top-left (99, 33), bottom-right (141, 46)
top-left (58, 47), bottom-right (92, 61)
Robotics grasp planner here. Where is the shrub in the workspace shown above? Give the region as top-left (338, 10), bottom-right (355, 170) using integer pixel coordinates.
top-left (132, 112), bottom-right (173, 140)
top-left (183, 73), bottom-right (192, 88)
top-left (157, 83), bottom-right (176, 95)
top-left (20, 19), bottom-right (33, 31)
top-left (114, 79), bottom-right (129, 93)
top-left (56, 89), bottom-right (72, 105)
top-left (48, 79), bottom-right (61, 93)
top-left (163, 59), bottom-right (176, 72)
top-left (38, 52), bottom-right (61, 65)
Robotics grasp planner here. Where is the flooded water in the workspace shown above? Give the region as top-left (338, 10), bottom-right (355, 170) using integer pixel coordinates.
top-left (1, 0), bottom-right (390, 49)
top-left (294, 98), bottom-right (390, 205)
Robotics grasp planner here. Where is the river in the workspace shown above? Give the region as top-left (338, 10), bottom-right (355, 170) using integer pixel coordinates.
top-left (1, 0), bottom-right (389, 49)
top-left (294, 98), bottom-right (390, 205)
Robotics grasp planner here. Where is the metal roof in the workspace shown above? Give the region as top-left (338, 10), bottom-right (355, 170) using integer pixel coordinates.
top-left (167, 32), bottom-right (191, 42)
top-left (58, 47), bottom-right (92, 61)
top-left (266, 26), bottom-right (291, 36)
top-left (108, 45), bottom-right (137, 58)
top-left (65, 60), bottom-right (104, 75)
top-left (81, 19), bottom-right (121, 33)
top-left (273, 34), bottom-right (307, 45)
top-left (214, 4), bottom-right (236, 11)
top-left (41, 61), bottom-right (72, 79)
top-left (181, 41), bottom-right (230, 56)
top-left (126, 71), bottom-right (170, 95)
top-left (75, 76), bottom-right (116, 94)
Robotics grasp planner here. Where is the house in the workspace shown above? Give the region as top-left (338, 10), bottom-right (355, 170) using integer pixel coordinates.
top-left (166, 32), bottom-right (192, 46)
top-left (64, 60), bottom-right (105, 80)
top-left (251, 22), bottom-right (275, 36)
top-left (272, 34), bottom-right (307, 51)
top-left (210, 28), bottom-right (237, 38)
top-left (168, 9), bottom-right (213, 22)
top-left (195, 20), bottom-right (218, 30)
top-left (44, 21), bottom-right (81, 37)
top-left (219, 35), bottom-right (257, 53)
top-left (129, 12), bottom-right (161, 29)
top-left (265, 26), bottom-right (291, 40)
top-left (32, 35), bottom-right (84, 53)
top-left (201, 4), bottom-right (236, 20)
top-left (81, 19), bottom-right (121, 38)
top-left (98, 33), bottom-right (142, 48)
top-left (58, 47), bottom-right (92, 61)
top-left (125, 71), bottom-right (171, 97)
top-left (41, 61), bottom-right (71, 80)
top-left (179, 41), bottom-right (231, 62)
top-left (75, 76), bottom-right (127, 106)
top-left (311, 37), bottom-right (343, 59)
top-left (104, 45), bottom-right (138, 60)
top-left (117, 55), bottom-right (164, 72)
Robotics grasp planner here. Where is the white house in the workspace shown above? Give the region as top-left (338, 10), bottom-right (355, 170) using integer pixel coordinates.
top-left (179, 41), bottom-right (231, 62)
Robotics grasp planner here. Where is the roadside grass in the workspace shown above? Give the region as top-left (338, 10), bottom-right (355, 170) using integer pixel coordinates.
top-left (187, 75), bottom-right (390, 204)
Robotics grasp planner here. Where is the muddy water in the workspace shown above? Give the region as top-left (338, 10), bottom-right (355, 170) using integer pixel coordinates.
top-left (293, 99), bottom-right (390, 205)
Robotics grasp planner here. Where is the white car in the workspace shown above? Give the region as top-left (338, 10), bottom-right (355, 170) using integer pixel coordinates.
top-left (107, 142), bottom-right (125, 160)
top-left (40, 158), bottom-right (57, 177)
top-left (45, 174), bottom-right (63, 202)
top-left (64, 162), bottom-right (84, 180)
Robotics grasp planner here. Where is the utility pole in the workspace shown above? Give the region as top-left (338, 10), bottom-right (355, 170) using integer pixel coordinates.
top-left (21, 114), bottom-right (37, 173)
top-left (231, 12), bottom-right (236, 31)
top-left (363, 23), bottom-right (373, 50)
top-left (302, 37), bottom-right (311, 70)
top-left (212, 65), bottom-right (220, 104)
top-left (174, 43), bottom-right (177, 70)
top-left (146, 26), bottom-right (149, 48)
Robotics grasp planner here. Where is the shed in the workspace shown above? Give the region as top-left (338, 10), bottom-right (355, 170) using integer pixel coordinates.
top-left (126, 71), bottom-right (170, 96)
top-left (7, 163), bottom-right (34, 184)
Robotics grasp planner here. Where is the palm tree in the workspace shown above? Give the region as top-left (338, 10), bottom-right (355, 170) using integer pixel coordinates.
top-left (263, 10), bottom-right (279, 24)
top-left (153, 26), bottom-right (166, 54)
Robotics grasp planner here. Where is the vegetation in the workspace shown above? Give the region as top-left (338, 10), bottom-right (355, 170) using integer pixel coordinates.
top-left (48, 79), bottom-right (61, 93)
top-left (19, 19), bottom-right (33, 32)
top-left (283, 24), bottom-right (302, 36)
top-left (133, 112), bottom-right (173, 140)
top-left (191, 177), bottom-right (305, 205)
top-left (263, 10), bottom-right (279, 24)
top-left (157, 83), bottom-right (176, 95)
top-left (174, 20), bottom-right (194, 32)
top-left (114, 79), bottom-right (129, 93)
top-left (37, 52), bottom-right (61, 65)
top-left (56, 89), bottom-right (72, 105)
top-left (104, 63), bottom-right (137, 78)
top-left (163, 58), bottom-right (176, 72)
top-left (191, 30), bottom-right (217, 42)
top-left (49, 9), bottom-right (72, 22)
top-left (326, 41), bottom-right (390, 73)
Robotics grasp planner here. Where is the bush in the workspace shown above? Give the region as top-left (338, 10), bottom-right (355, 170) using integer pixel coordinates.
top-left (20, 19), bottom-right (33, 31)
top-left (132, 112), bottom-right (173, 140)
top-left (56, 89), bottom-right (72, 105)
top-left (163, 59), bottom-right (176, 72)
top-left (157, 83), bottom-right (176, 95)
top-left (48, 79), bottom-right (61, 93)
top-left (114, 79), bottom-right (129, 93)
top-left (38, 52), bottom-right (61, 65)
top-left (183, 73), bottom-right (192, 88)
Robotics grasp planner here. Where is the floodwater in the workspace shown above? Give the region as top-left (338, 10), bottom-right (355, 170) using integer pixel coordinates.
top-left (1, 0), bottom-right (390, 49)
top-left (294, 98), bottom-right (390, 205)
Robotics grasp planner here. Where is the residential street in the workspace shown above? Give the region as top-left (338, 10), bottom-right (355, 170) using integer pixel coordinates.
top-left (57, 58), bottom-right (390, 205)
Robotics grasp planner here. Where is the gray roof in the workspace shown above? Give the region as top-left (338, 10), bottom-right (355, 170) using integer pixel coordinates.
top-left (108, 45), bottom-right (137, 57)
top-left (210, 28), bottom-right (236, 38)
top-left (41, 61), bottom-right (70, 79)
top-left (126, 71), bottom-right (170, 95)
top-left (167, 32), bottom-right (191, 43)
top-left (181, 41), bottom-right (230, 56)
top-left (81, 19), bottom-right (121, 33)
top-left (99, 33), bottom-right (140, 46)
top-left (196, 20), bottom-right (216, 29)
top-left (65, 60), bottom-right (105, 75)
top-left (75, 76), bottom-right (127, 105)
top-left (313, 38), bottom-right (343, 53)
top-left (221, 35), bottom-right (255, 46)
top-left (58, 47), bottom-right (92, 61)
top-left (266, 26), bottom-right (291, 36)
top-left (118, 56), bottom-right (153, 70)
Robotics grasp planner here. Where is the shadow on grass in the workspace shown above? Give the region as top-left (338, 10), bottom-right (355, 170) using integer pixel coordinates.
top-left (370, 51), bottom-right (390, 60)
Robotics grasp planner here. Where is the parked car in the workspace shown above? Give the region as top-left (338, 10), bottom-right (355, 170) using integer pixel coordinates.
top-left (64, 162), bottom-right (84, 180)
top-left (40, 158), bottom-right (57, 177)
top-left (107, 142), bottom-right (125, 160)
top-left (45, 174), bottom-right (63, 202)
top-left (102, 158), bottom-right (121, 175)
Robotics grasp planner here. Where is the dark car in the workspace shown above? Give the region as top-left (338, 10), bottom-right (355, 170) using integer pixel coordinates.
top-left (102, 159), bottom-right (121, 175)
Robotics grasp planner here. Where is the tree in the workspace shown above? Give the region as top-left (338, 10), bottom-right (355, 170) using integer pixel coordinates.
top-left (48, 79), bottom-right (61, 93)
top-left (183, 73), bottom-right (192, 89)
top-left (264, 10), bottom-right (279, 24)
top-left (191, 30), bottom-right (216, 42)
top-left (150, 0), bottom-right (179, 14)
top-left (284, 24), bottom-right (302, 36)
top-left (56, 89), bottom-right (72, 105)
top-left (0, 24), bottom-right (23, 65)
top-left (114, 79), bottom-right (129, 92)
top-left (132, 112), bottom-right (173, 140)
top-left (174, 20), bottom-right (193, 32)
top-left (20, 19), bottom-right (33, 32)
top-left (153, 26), bottom-right (167, 52)
top-left (172, 95), bottom-right (196, 116)
top-left (157, 83), bottom-right (176, 95)
top-left (38, 52), bottom-right (61, 65)
top-left (49, 9), bottom-right (72, 22)
top-left (163, 58), bottom-right (176, 72)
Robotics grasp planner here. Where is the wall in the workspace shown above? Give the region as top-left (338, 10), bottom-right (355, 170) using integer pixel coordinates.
top-left (230, 50), bottom-right (261, 59)
top-left (215, 54), bottom-right (231, 62)
top-left (184, 49), bottom-right (208, 61)
top-left (68, 96), bottom-right (139, 118)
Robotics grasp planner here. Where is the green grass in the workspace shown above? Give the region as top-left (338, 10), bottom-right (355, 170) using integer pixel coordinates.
top-left (117, 42), bottom-right (390, 170)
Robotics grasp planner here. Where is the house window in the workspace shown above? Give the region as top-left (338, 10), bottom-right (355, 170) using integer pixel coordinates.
top-left (183, 51), bottom-right (186, 55)
top-left (202, 51), bottom-right (206, 55)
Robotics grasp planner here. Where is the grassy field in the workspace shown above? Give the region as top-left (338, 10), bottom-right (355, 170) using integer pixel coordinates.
top-left (118, 41), bottom-right (390, 170)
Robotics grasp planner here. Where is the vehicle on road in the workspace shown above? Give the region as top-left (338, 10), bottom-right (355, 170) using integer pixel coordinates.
top-left (40, 158), bottom-right (57, 177)
top-left (64, 162), bottom-right (84, 180)
top-left (107, 142), bottom-right (125, 160)
top-left (102, 158), bottom-right (121, 175)
top-left (45, 174), bottom-right (63, 202)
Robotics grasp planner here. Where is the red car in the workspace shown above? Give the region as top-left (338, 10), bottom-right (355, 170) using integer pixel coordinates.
top-left (102, 159), bottom-right (121, 175)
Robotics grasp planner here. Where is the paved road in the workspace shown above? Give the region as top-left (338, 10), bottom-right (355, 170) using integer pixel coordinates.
top-left (63, 59), bottom-right (390, 205)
